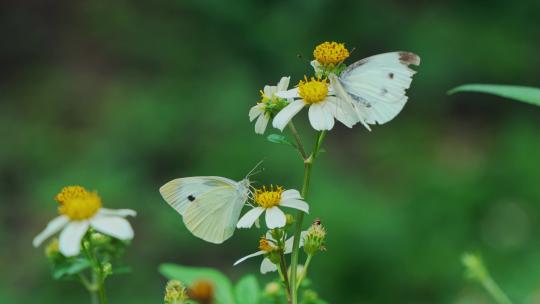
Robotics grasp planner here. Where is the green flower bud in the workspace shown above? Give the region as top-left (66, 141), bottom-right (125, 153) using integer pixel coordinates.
top-left (264, 282), bottom-right (281, 295)
top-left (303, 219), bottom-right (326, 255)
top-left (44, 238), bottom-right (60, 258)
top-left (285, 214), bottom-right (295, 225)
top-left (462, 253), bottom-right (488, 281)
top-left (164, 280), bottom-right (189, 304)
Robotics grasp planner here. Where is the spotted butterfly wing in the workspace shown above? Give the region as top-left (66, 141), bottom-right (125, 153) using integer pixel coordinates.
top-left (333, 52), bottom-right (420, 128)
top-left (159, 176), bottom-right (250, 244)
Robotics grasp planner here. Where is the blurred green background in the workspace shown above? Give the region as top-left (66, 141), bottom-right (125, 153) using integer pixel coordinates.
top-left (2, 0), bottom-right (540, 303)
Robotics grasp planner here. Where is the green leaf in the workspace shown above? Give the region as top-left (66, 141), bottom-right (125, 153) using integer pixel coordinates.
top-left (267, 134), bottom-right (296, 147)
top-left (235, 275), bottom-right (260, 304)
top-left (159, 263), bottom-right (235, 304)
top-left (448, 84), bottom-right (540, 106)
top-left (52, 258), bottom-right (92, 279)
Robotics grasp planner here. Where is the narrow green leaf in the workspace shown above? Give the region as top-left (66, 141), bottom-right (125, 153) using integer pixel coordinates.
top-left (267, 134), bottom-right (296, 147)
top-left (234, 275), bottom-right (260, 304)
top-left (52, 258), bottom-right (92, 279)
top-left (159, 263), bottom-right (235, 304)
top-left (448, 84), bottom-right (540, 106)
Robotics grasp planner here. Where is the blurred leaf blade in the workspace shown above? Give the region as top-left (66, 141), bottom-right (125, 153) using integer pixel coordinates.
top-left (52, 258), bottom-right (92, 280)
top-left (449, 84), bottom-right (540, 106)
top-left (159, 263), bottom-right (235, 304)
top-left (267, 134), bottom-right (296, 147)
top-left (234, 275), bottom-right (260, 304)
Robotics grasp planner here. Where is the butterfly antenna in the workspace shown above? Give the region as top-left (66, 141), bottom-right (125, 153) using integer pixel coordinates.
top-left (350, 47), bottom-right (357, 55)
top-left (245, 159), bottom-right (265, 179)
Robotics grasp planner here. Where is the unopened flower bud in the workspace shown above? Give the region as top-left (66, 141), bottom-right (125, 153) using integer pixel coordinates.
top-left (188, 280), bottom-right (214, 304)
top-left (303, 219), bottom-right (326, 255)
top-left (164, 280), bottom-right (188, 304)
top-left (264, 282), bottom-right (281, 295)
top-left (102, 262), bottom-right (113, 277)
top-left (45, 238), bottom-right (60, 258)
top-left (91, 232), bottom-right (109, 245)
top-left (285, 214), bottom-right (295, 225)
top-left (462, 253), bottom-right (488, 281)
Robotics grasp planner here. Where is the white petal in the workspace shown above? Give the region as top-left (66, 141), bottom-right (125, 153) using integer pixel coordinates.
top-left (276, 76), bottom-right (290, 92)
top-left (90, 215), bottom-right (134, 240)
top-left (265, 207), bottom-right (286, 229)
top-left (237, 207), bottom-right (265, 228)
top-left (284, 231), bottom-right (308, 253)
top-left (308, 101), bottom-right (335, 131)
top-left (233, 250), bottom-right (265, 266)
top-left (263, 85), bottom-right (277, 97)
top-left (311, 60), bottom-right (323, 73)
top-left (260, 258), bottom-right (278, 274)
top-left (249, 104), bottom-right (264, 122)
top-left (275, 88), bottom-right (299, 99)
top-left (254, 113), bottom-right (270, 134)
top-left (59, 221), bottom-right (90, 257)
top-left (32, 215), bottom-right (69, 247)
top-left (272, 99), bottom-right (305, 131)
top-left (281, 189), bottom-right (302, 200)
top-left (98, 208), bottom-right (137, 217)
top-left (325, 96), bottom-right (357, 128)
top-left (280, 199), bottom-right (309, 213)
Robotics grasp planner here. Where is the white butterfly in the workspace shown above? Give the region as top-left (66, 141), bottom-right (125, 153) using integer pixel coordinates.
top-left (159, 176), bottom-right (251, 244)
top-left (317, 51), bottom-right (420, 130)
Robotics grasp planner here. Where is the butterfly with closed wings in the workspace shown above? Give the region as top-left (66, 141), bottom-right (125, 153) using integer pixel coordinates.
top-left (159, 176), bottom-right (251, 244)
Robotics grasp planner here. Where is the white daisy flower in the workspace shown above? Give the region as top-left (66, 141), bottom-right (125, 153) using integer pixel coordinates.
top-left (272, 76), bottom-right (358, 132)
top-left (249, 76), bottom-right (291, 134)
top-left (233, 231), bottom-right (307, 274)
top-left (236, 186), bottom-right (308, 229)
top-left (32, 186), bottom-right (136, 257)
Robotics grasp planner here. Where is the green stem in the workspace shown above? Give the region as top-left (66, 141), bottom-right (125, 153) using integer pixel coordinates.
top-left (279, 252), bottom-right (292, 304)
top-left (83, 234), bottom-right (108, 304)
top-left (481, 275), bottom-right (513, 304)
top-left (296, 254), bottom-right (313, 289)
top-left (289, 131), bottom-right (326, 304)
top-left (78, 273), bottom-right (98, 304)
top-left (288, 122), bottom-right (308, 160)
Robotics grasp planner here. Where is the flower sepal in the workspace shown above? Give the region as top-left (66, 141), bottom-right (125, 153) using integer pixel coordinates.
top-left (44, 229), bottom-right (131, 281)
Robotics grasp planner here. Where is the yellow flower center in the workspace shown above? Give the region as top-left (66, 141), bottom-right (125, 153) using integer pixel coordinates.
top-left (254, 185), bottom-right (283, 208)
top-left (298, 77), bottom-right (329, 104)
top-left (313, 41), bottom-right (350, 66)
top-left (258, 237), bottom-right (274, 252)
top-left (259, 90), bottom-right (270, 104)
top-left (56, 186), bottom-right (102, 220)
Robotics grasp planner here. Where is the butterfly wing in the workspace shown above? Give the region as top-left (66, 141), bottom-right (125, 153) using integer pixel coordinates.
top-left (159, 176), bottom-right (235, 216)
top-left (183, 179), bottom-right (250, 244)
top-left (338, 52), bottom-right (420, 125)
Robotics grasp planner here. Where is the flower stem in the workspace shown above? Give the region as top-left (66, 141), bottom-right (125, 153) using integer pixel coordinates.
top-left (296, 254), bottom-right (313, 289)
top-left (288, 122), bottom-right (308, 160)
top-left (279, 251), bottom-right (292, 304)
top-left (289, 131), bottom-right (326, 304)
top-left (83, 234), bottom-right (108, 304)
top-left (78, 273), bottom-right (98, 304)
top-left (482, 277), bottom-right (513, 304)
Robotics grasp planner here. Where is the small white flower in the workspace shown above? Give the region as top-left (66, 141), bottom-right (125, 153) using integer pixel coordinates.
top-left (32, 186), bottom-right (136, 257)
top-left (237, 186), bottom-right (308, 229)
top-left (249, 76), bottom-right (291, 134)
top-left (233, 231), bottom-right (307, 274)
top-left (272, 76), bottom-right (358, 131)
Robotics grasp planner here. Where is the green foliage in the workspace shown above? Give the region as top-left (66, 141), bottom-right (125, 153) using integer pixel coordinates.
top-left (51, 257), bottom-right (92, 280)
top-left (449, 84), bottom-right (540, 106)
top-left (5, 0), bottom-right (540, 303)
top-left (159, 264), bottom-right (236, 304)
top-left (234, 275), bottom-right (261, 304)
top-left (267, 134), bottom-right (296, 148)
